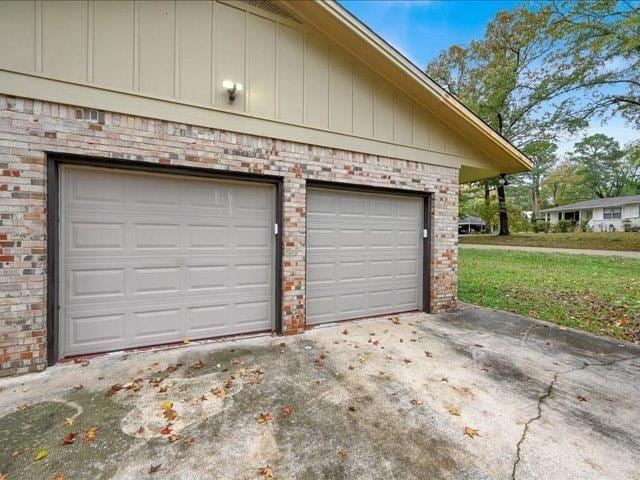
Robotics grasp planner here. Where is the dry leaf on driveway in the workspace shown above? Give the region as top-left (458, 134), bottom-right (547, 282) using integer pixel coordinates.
top-left (410, 399), bottom-right (424, 406)
top-left (259, 466), bottom-right (274, 478)
top-left (258, 412), bottom-right (274, 424)
top-left (446, 405), bottom-right (461, 416)
top-left (161, 401), bottom-right (173, 410)
top-left (464, 427), bottom-right (479, 438)
top-left (163, 409), bottom-right (178, 421)
top-left (577, 395), bottom-right (588, 402)
top-left (62, 432), bottom-right (76, 445)
top-left (84, 427), bottom-right (99, 442)
top-left (149, 464), bottom-right (161, 474)
top-left (281, 406), bottom-right (293, 415)
top-left (34, 449), bottom-right (48, 461)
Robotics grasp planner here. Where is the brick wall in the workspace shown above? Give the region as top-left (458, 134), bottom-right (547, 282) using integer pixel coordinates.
top-left (0, 95), bottom-right (459, 376)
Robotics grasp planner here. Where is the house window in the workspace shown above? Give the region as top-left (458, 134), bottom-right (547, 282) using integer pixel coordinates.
top-left (603, 207), bottom-right (622, 219)
top-left (563, 211), bottom-right (579, 222)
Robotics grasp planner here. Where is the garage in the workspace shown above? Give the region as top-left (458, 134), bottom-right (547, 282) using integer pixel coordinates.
top-left (306, 187), bottom-right (427, 325)
top-left (58, 165), bottom-right (277, 357)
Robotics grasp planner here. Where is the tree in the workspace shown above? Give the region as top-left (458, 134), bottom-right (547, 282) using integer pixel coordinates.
top-left (569, 133), bottom-right (637, 198)
top-left (541, 162), bottom-right (589, 207)
top-left (426, 6), bottom-right (589, 235)
top-left (519, 140), bottom-right (558, 218)
top-left (550, 0), bottom-right (640, 127)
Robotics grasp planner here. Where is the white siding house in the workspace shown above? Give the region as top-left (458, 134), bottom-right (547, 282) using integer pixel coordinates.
top-left (541, 195), bottom-right (640, 232)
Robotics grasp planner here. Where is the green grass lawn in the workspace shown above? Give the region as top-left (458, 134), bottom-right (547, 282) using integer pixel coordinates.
top-left (459, 232), bottom-right (640, 251)
top-left (458, 249), bottom-right (640, 342)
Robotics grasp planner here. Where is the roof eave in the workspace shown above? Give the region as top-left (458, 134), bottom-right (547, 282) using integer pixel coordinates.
top-left (280, 0), bottom-right (533, 175)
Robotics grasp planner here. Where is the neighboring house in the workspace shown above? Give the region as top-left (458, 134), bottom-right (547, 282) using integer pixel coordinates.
top-left (0, 0), bottom-right (531, 376)
top-left (541, 195), bottom-right (640, 232)
top-left (458, 216), bottom-right (486, 234)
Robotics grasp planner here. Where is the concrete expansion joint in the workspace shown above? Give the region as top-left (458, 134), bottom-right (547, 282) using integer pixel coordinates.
top-left (510, 355), bottom-right (640, 480)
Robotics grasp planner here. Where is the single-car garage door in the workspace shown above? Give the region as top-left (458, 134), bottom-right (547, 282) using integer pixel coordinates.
top-left (59, 166), bottom-right (275, 356)
top-left (306, 187), bottom-right (424, 324)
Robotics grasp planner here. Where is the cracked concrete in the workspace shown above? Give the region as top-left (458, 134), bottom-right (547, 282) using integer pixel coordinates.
top-left (1, 305), bottom-right (639, 479)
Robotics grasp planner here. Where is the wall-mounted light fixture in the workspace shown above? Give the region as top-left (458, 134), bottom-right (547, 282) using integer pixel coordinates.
top-left (222, 80), bottom-right (243, 102)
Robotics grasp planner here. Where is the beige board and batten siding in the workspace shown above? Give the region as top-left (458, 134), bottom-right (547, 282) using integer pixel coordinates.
top-left (0, 0), bottom-right (494, 176)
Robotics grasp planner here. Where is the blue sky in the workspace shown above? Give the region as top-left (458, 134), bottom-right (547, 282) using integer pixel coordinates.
top-left (339, 0), bottom-right (637, 154)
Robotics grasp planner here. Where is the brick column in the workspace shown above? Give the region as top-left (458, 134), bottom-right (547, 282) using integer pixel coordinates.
top-left (281, 175), bottom-right (306, 334)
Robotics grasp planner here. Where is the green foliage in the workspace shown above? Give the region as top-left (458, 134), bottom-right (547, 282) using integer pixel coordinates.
top-left (459, 249), bottom-right (640, 341)
top-left (459, 231), bottom-right (640, 251)
top-left (553, 219), bottom-right (575, 233)
top-left (570, 134), bottom-right (638, 198)
top-left (533, 221), bottom-right (550, 233)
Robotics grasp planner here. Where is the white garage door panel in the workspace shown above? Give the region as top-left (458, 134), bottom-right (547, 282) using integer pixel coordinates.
top-left (307, 188), bottom-right (422, 324)
top-left (60, 166), bottom-right (275, 356)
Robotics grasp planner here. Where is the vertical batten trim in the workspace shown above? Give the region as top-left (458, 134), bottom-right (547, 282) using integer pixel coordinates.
top-left (35, 0), bottom-right (43, 73)
top-left (87, 0), bottom-right (94, 83)
top-left (274, 21), bottom-right (279, 120)
top-left (327, 45), bottom-right (332, 129)
top-left (174, 0), bottom-right (180, 99)
top-left (133, 1), bottom-right (140, 91)
top-left (210, 0), bottom-right (216, 106)
top-left (302, 31), bottom-right (307, 125)
top-left (244, 10), bottom-right (249, 113)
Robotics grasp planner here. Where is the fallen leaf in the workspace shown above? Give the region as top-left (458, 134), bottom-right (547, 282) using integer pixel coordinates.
top-left (211, 387), bottom-right (227, 398)
top-left (61, 417), bottom-right (74, 427)
top-left (34, 449), bottom-right (48, 461)
top-left (163, 409), bottom-right (178, 421)
top-left (338, 447), bottom-right (349, 458)
top-left (259, 466), bottom-right (274, 478)
top-left (182, 338), bottom-right (190, 345)
top-left (161, 401), bottom-right (174, 411)
top-left (424, 351), bottom-right (433, 358)
top-left (106, 384), bottom-right (122, 397)
top-left (446, 406), bottom-right (461, 416)
top-left (168, 434), bottom-right (179, 442)
top-left (347, 405), bottom-right (356, 413)
top-left (62, 432), bottom-right (77, 445)
top-left (441, 377), bottom-right (449, 383)
top-left (410, 399), bottom-right (424, 406)
top-left (474, 343), bottom-right (484, 348)
top-left (53, 474), bottom-right (65, 480)
top-left (84, 427), bottom-right (99, 442)
top-left (577, 395), bottom-right (588, 402)
top-left (342, 329), bottom-right (348, 335)
top-left (464, 427), bottom-right (479, 438)
top-left (403, 358), bottom-right (412, 364)
top-left (192, 360), bottom-right (204, 369)
top-left (11, 449), bottom-right (23, 458)
top-left (73, 384), bottom-right (84, 390)
top-left (258, 412), bottom-right (274, 424)
top-left (160, 425), bottom-right (172, 435)
top-left (281, 406), bottom-right (293, 415)
top-left (390, 317), bottom-right (401, 325)
top-left (15, 403), bottom-right (28, 412)
top-left (149, 464), bottom-right (161, 474)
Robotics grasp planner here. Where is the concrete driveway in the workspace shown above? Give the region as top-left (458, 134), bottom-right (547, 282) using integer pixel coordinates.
top-left (1, 306), bottom-right (639, 480)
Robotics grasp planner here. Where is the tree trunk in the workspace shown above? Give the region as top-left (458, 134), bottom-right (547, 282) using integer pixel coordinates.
top-left (497, 179), bottom-right (510, 236)
top-left (483, 181), bottom-right (491, 232)
top-left (532, 179), bottom-right (540, 221)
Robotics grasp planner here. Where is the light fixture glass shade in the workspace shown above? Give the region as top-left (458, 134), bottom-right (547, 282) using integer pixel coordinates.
top-left (222, 80), bottom-right (234, 90)
top-left (235, 83), bottom-right (243, 92)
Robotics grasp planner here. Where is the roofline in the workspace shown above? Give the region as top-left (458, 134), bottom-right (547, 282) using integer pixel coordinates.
top-left (541, 199), bottom-right (640, 213)
top-left (282, 0), bottom-right (533, 174)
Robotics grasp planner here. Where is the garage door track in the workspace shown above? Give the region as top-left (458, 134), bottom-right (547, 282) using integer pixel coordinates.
top-left (1, 306), bottom-right (639, 479)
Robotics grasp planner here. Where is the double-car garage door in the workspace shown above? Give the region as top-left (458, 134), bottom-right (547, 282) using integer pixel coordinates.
top-left (57, 166), bottom-right (426, 357)
top-left (59, 166), bottom-right (276, 356)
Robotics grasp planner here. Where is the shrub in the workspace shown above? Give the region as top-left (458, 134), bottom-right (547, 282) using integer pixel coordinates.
top-left (553, 220), bottom-right (573, 233)
top-left (579, 220), bottom-right (590, 232)
top-left (533, 220), bottom-right (550, 233)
